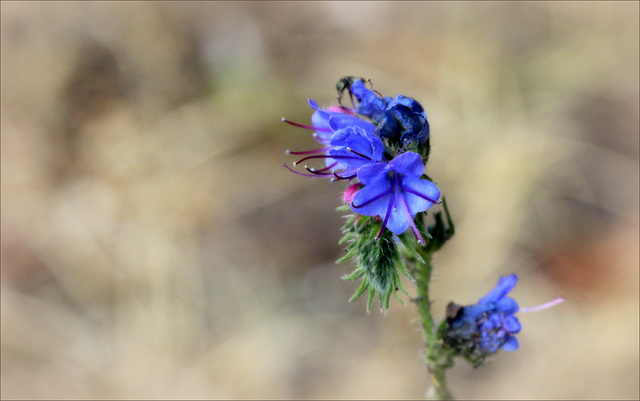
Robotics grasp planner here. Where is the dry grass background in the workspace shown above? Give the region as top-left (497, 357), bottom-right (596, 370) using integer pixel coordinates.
top-left (1, 2), bottom-right (638, 399)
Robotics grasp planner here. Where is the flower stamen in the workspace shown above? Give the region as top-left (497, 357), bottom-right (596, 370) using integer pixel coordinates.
top-left (399, 188), bottom-right (426, 245)
top-left (312, 161), bottom-right (339, 173)
top-left (286, 147), bottom-right (331, 156)
top-left (519, 297), bottom-right (565, 313)
top-left (304, 166), bottom-right (333, 176)
top-left (333, 171), bottom-right (357, 181)
top-left (281, 117), bottom-right (332, 133)
top-left (399, 183), bottom-right (441, 204)
top-left (351, 189), bottom-right (392, 209)
top-left (293, 154), bottom-right (362, 166)
top-left (346, 147), bottom-right (372, 161)
top-left (282, 162), bottom-right (330, 178)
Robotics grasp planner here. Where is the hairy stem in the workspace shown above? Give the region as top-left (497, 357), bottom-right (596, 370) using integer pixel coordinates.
top-left (415, 249), bottom-right (454, 400)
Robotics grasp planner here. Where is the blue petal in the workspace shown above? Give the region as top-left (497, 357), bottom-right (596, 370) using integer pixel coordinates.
top-left (500, 335), bottom-right (519, 351)
top-left (401, 122), bottom-right (429, 145)
top-left (310, 109), bottom-right (330, 129)
top-left (384, 201), bottom-right (412, 235)
top-left (496, 297), bottom-right (519, 314)
top-left (388, 95), bottom-right (425, 114)
top-left (328, 126), bottom-right (352, 146)
top-left (308, 99), bottom-right (343, 142)
top-left (479, 338), bottom-right (500, 353)
top-left (328, 127), bottom-right (383, 171)
top-left (387, 152), bottom-right (424, 177)
top-left (350, 80), bottom-right (390, 121)
top-left (310, 110), bottom-right (334, 143)
top-left (478, 274), bottom-right (518, 304)
top-left (480, 319), bottom-right (495, 332)
top-left (356, 162), bottom-right (388, 186)
top-left (350, 173), bottom-right (392, 217)
top-left (376, 114), bottom-right (404, 138)
top-left (349, 80), bottom-right (377, 105)
top-left (458, 304), bottom-right (493, 324)
top-left (308, 99), bottom-right (320, 110)
top-left (489, 313), bottom-right (503, 328)
top-left (380, 97), bottom-right (430, 144)
top-left (329, 114), bottom-right (376, 134)
top-left (503, 315), bottom-right (521, 333)
top-left (334, 127), bottom-right (384, 162)
top-left (400, 176), bottom-right (440, 216)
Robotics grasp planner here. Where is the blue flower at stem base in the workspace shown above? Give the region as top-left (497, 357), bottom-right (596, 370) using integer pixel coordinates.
top-left (444, 274), bottom-right (565, 367)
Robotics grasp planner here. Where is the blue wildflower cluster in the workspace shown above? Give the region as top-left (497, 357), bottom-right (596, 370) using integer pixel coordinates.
top-left (283, 77), bottom-right (439, 245)
top-left (282, 77), bottom-right (446, 311)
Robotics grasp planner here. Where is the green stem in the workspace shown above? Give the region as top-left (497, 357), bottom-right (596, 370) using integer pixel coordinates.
top-left (415, 249), bottom-right (454, 400)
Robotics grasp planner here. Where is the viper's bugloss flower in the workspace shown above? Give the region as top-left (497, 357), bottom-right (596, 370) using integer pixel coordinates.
top-left (351, 151), bottom-right (440, 244)
top-left (350, 80), bottom-right (429, 148)
top-left (378, 96), bottom-right (430, 147)
top-left (283, 100), bottom-right (378, 179)
top-left (444, 274), bottom-right (565, 366)
top-left (284, 125), bottom-right (384, 180)
top-left (349, 80), bottom-right (393, 122)
top-left (309, 99), bottom-right (376, 143)
top-left (328, 126), bottom-right (385, 175)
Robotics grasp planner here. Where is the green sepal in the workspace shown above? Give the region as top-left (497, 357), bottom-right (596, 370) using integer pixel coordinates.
top-left (348, 278), bottom-right (369, 302)
top-left (366, 289), bottom-right (375, 313)
top-left (338, 213), bottom-right (407, 312)
top-left (336, 246), bottom-right (358, 263)
top-left (342, 268), bottom-right (364, 281)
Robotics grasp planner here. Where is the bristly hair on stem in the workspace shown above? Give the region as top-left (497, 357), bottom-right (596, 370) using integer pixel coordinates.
top-left (338, 213), bottom-right (412, 313)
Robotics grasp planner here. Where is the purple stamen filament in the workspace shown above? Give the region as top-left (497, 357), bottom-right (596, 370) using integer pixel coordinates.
top-left (297, 164), bottom-right (355, 181)
top-left (310, 161), bottom-right (339, 173)
top-left (333, 171), bottom-right (357, 181)
top-left (293, 154), bottom-right (364, 166)
top-left (398, 177), bottom-right (425, 245)
top-left (519, 297), bottom-right (565, 313)
top-left (399, 183), bottom-right (441, 204)
top-left (351, 189), bottom-right (392, 209)
top-left (287, 147), bottom-right (330, 156)
top-left (282, 162), bottom-right (328, 178)
top-left (282, 117), bottom-right (332, 133)
top-left (346, 147), bottom-right (372, 161)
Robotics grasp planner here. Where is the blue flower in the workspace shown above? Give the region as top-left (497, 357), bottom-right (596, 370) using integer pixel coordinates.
top-left (349, 80), bottom-right (393, 122)
top-left (444, 274), bottom-right (564, 366)
top-left (378, 96), bottom-right (430, 147)
top-left (308, 99), bottom-right (376, 143)
top-left (283, 100), bottom-right (378, 179)
top-left (349, 81), bottom-right (430, 148)
top-left (445, 274), bottom-right (521, 357)
top-left (327, 126), bottom-right (385, 178)
top-left (350, 151), bottom-right (440, 243)
top-left (443, 274), bottom-right (564, 366)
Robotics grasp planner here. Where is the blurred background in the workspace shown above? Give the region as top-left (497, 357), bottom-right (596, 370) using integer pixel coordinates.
top-left (1, 2), bottom-right (638, 399)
